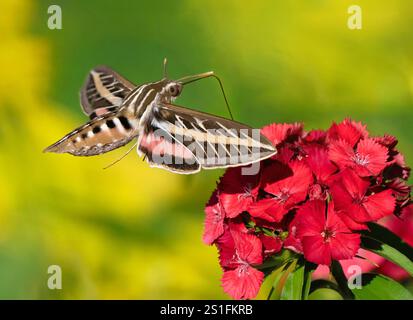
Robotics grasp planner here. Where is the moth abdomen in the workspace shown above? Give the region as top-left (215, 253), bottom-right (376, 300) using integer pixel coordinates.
top-left (44, 111), bottom-right (138, 156)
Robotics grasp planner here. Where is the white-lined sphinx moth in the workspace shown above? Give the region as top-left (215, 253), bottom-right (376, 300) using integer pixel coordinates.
top-left (44, 61), bottom-right (277, 174)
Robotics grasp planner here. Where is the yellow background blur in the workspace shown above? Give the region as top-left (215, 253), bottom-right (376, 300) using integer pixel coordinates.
top-left (0, 0), bottom-right (411, 299)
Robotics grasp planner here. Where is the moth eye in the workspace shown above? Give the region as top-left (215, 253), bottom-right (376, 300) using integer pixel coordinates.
top-left (169, 84), bottom-right (180, 97)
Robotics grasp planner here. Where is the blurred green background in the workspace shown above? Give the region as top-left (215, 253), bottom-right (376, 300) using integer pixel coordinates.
top-left (0, 0), bottom-right (412, 299)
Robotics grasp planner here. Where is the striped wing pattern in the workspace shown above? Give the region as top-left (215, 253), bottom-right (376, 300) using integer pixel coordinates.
top-left (44, 109), bottom-right (139, 156)
top-left (137, 103), bottom-right (276, 172)
top-left (80, 66), bottom-right (136, 119)
top-left (138, 125), bottom-right (201, 174)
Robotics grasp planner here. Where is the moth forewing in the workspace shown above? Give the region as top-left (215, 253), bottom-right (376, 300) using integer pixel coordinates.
top-left (149, 103), bottom-right (276, 171)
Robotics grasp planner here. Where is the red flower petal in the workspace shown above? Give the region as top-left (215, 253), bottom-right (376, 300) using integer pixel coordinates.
top-left (248, 198), bottom-right (285, 222)
top-left (203, 191), bottom-right (225, 245)
top-left (231, 231), bottom-right (263, 265)
top-left (263, 161), bottom-right (313, 213)
top-left (386, 178), bottom-right (411, 201)
top-left (308, 183), bottom-right (328, 201)
top-left (216, 228), bottom-right (237, 269)
top-left (329, 233), bottom-right (361, 262)
top-left (374, 134), bottom-right (398, 149)
top-left (362, 189), bottom-right (395, 221)
top-left (328, 139), bottom-right (356, 171)
top-left (284, 215), bottom-right (303, 253)
top-left (331, 186), bottom-right (372, 223)
top-left (261, 123), bottom-right (303, 146)
top-left (220, 193), bottom-right (252, 218)
top-left (304, 144), bottom-right (337, 183)
top-left (355, 138), bottom-right (388, 177)
top-left (336, 211), bottom-right (369, 230)
top-left (302, 235), bottom-right (332, 265)
top-left (284, 235), bottom-right (302, 253)
top-left (303, 129), bottom-right (327, 145)
top-left (259, 234), bottom-right (283, 256)
top-left (274, 145), bottom-right (295, 164)
top-left (329, 169), bottom-right (370, 199)
top-left (218, 167), bottom-right (260, 218)
top-left (325, 204), bottom-right (352, 233)
top-left (386, 152), bottom-right (411, 180)
top-left (296, 200), bottom-right (326, 238)
top-left (328, 119), bottom-right (368, 147)
top-left (221, 266), bottom-right (264, 300)
top-left (228, 219), bottom-right (250, 234)
top-left (326, 209), bottom-right (361, 261)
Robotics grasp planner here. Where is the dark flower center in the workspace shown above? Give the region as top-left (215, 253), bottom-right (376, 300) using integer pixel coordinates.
top-left (352, 195), bottom-right (366, 205)
top-left (212, 206), bottom-right (222, 223)
top-left (236, 261), bottom-right (250, 276)
top-left (321, 228), bottom-right (335, 242)
top-left (351, 152), bottom-right (370, 166)
top-left (234, 251), bottom-right (250, 276)
top-left (238, 184), bottom-right (254, 200)
top-left (274, 188), bottom-right (290, 203)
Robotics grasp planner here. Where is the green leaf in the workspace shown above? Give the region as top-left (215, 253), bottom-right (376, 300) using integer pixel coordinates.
top-left (267, 266), bottom-right (286, 300)
top-left (280, 260), bottom-right (305, 300)
top-left (268, 261), bottom-right (295, 300)
top-left (308, 288), bottom-right (343, 300)
top-left (365, 223), bottom-right (413, 261)
top-left (361, 235), bottom-right (413, 277)
top-left (310, 279), bottom-right (341, 294)
top-left (302, 261), bottom-right (317, 300)
top-left (258, 249), bottom-right (297, 273)
top-left (331, 260), bottom-right (355, 299)
top-left (352, 273), bottom-right (413, 300)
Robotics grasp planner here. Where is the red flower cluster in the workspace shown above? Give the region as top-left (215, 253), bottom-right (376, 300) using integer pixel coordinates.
top-left (203, 119), bottom-right (411, 300)
top-left (314, 204), bottom-right (413, 281)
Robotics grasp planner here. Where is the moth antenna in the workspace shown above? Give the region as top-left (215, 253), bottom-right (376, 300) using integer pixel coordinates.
top-left (103, 140), bottom-right (139, 170)
top-left (211, 74), bottom-right (234, 120)
top-left (178, 72), bottom-right (234, 120)
top-left (163, 58), bottom-right (168, 79)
